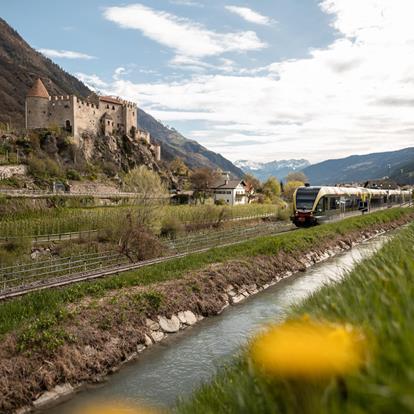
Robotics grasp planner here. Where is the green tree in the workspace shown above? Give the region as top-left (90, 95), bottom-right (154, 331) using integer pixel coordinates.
top-left (123, 166), bottom-right (168, 201)
top-left (283, 180), bottom-right (304, 202)
top-left (262, 177), bottom-right (281, 203)
top-left (170, 158), bottom-right (189, 176)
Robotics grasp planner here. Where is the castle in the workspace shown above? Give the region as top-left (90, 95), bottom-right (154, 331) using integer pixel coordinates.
top-left (25, 78), bottom-right (160, 160)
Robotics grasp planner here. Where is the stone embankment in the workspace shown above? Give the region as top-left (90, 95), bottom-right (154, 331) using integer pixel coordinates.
top-left (4, 214), bottom-right (413, 413)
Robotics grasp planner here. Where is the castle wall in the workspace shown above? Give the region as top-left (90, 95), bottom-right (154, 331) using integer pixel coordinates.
top-left (73, 98), bottom-right (100, 137)
top-left (47, 96), bottom-right (75, 131)
top-left (25, 97), bottom-right (50, 129)
top-left (124, 104), bottom-right (137, 135)
top-left (100, 101), bottom-right (125, 134)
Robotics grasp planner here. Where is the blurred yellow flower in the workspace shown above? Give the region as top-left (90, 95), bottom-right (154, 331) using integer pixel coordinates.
top-left (250, 319), bottom-right (367, 379)
top-left (76, 402), bottom-right (160, 414)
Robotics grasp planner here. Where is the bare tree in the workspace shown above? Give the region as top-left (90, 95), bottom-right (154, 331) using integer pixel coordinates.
top-left (119, 166), bottom-right (169, 261)
top-left (286, 171), bottom-right (308, 183)
top-left (243, 173), bottom-right (261, 202)
top-left (190, 168), bottom-right (218, 204)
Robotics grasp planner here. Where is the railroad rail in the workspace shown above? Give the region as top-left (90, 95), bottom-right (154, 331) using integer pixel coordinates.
top-left (0, 222), bottom-right (294, 300)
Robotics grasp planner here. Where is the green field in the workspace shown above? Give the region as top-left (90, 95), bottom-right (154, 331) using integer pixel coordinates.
top-left (176, 216), bottom-right (414, 413)
top-left (0, 207), bottom-right (410, 341)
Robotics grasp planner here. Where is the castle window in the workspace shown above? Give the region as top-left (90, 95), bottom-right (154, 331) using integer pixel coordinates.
top-left (43, 111), bottom-right (46, 114)
top-left (108, 121), bottom-right (110, 125)
top-left (64, 104), bottom-right (69, 109)
top-left (65, 120), bottom-right (72, 133)
top-left (133, 112), bottom-right (135, 116)
top-left (112, 105), bottom-right (115, 110)
top-left (107, 104), bottom-right (109, 109)
top-left (87, 103), bottom-right (89, 107)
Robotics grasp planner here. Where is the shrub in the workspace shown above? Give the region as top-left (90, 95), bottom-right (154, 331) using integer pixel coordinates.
top-left (119, 215), bottom-right (163, 262)
top-left (132, 290), bottom-right (164, 312)
top-left (160, 216), bottom-right (184, 239)
top-left (66, 169), bottom-right (81, 180)
top-left (101, 161), bottom-right (118, 177)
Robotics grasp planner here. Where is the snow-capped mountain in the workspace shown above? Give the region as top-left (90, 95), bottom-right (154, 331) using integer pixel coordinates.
top-left (235, 159), bottom-right (311, 181)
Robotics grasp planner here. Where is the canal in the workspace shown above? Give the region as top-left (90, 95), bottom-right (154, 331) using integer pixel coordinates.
top-left (44, 232), bottom-right (390, 413)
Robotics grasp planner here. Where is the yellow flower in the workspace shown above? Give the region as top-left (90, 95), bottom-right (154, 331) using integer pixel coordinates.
top-left (76, 402), bottom-right (160, 414)
top-left (250, 319), bottom-right (367, 379)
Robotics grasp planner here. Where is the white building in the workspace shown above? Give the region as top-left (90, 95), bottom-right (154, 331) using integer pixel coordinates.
top-left (210, 173), bottom-right (248, 205)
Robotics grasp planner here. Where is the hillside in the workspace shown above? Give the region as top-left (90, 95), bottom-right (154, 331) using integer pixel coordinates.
top-left (391, 159), bottom-right (414, 185)
top-left (235, 159), bottom-right (310, 181)
top-left (302, 147), bottom-right (414, 185)
top-left (0, 17), bottom-right (242, 177)
top-left (0, 18), bottom-right (90, 127)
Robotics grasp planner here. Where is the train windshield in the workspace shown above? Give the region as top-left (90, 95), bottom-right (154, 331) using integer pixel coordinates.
top-left (295, 187), bottom-right (320, 210)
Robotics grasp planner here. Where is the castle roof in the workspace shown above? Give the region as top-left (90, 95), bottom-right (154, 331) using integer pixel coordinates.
top-left (27, 78), bottom-right (50, 98)
top-left (100, 96), bottom-right (123, 105)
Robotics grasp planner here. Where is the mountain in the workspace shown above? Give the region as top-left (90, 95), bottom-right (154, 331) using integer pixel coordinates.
top-left (138, 109), bottom-right (243, 177)
top-left (235, 159), bottom-right (310, 181)
top-left (391, 159), bottom-right (414, 185)
top-left (0, 17), bottom-right (243, 177)
top-left (302, 147), bottom-right (414, 185)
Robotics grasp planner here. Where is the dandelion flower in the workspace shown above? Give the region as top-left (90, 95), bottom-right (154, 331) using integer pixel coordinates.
top-left (77, 402), bottom-right (160, 414)
top-left (250, 319), bottom-right (367, 379)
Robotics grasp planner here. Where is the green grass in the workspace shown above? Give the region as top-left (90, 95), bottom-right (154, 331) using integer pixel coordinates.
top-left (175, 214), bottom-right (414, 414)
top-left (0, 207), bottom-right (410, 341)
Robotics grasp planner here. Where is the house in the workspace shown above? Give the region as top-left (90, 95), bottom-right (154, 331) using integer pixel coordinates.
top-left (210, 172), bottom-right (248, 205)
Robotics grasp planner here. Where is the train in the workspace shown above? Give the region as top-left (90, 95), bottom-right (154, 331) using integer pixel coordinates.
top-left (291, 185), bottom-right (412, 227)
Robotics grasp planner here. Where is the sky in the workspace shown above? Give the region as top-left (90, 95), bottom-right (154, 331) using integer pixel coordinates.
top-left (2, 0), bottom-right (414, 163)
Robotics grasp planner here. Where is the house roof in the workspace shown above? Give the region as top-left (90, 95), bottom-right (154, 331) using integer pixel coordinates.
top-left (27, 78), bottom-right (50, 98)
top-left (210, 179), bottom-right (246, 190)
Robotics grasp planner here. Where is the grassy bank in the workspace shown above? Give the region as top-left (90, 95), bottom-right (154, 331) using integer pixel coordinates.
top-left (0, 207), bottom-right (411, 338)
top-left (176, 215), bottom-right (414, 413)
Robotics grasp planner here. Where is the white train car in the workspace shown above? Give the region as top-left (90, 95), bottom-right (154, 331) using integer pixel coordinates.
top-left (292, 186), bottom-right (412, 227)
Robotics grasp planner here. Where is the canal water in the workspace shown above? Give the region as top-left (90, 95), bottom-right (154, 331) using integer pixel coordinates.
top-left (45, 233), bottom-right (390, 413)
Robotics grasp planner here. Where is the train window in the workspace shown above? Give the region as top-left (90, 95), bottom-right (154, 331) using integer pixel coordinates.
top-left (296, 187), bottom-right (320, 210)
top-left (329, 197), bottom-right (339, 210)
top-left (316, 197), bottom-right (326, 213)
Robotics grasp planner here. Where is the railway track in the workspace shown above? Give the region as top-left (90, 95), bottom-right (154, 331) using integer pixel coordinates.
top-left (0, 226), bottom-right (296, 301)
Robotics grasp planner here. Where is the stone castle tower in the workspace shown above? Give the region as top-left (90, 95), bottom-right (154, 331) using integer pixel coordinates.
top-left (25, 78), bottom-right (160, 160)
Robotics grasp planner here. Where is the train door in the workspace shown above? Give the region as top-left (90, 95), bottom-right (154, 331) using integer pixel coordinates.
top-left (340, 196), bottom-right (346, 218)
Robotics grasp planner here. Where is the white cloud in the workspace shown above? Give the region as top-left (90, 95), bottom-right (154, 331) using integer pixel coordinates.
top-left (225, 6), bottom-right (274, 26)
top-left (103, 4), bottom-right (266, 58)
top-left (38, 48), bottom-right (95, 60)
top-left (75, 73), bottom-right (108, 90)
top-left (81, 0), bottom-right (414, 162)
top-left (169, 0), bottom-right (204, 7)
